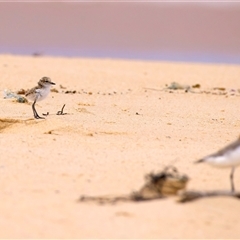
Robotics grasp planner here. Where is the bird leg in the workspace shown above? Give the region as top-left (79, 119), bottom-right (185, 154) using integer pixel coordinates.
top-left (230, 167), bottom-right (235, 193)
top-left (32, 100), bottom-right (45, 119)
top-left (56, 104), bottom-right (67, 115)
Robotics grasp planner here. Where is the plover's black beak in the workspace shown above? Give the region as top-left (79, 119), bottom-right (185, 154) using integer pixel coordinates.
top-left (51, 82), bottom-right (56, 85)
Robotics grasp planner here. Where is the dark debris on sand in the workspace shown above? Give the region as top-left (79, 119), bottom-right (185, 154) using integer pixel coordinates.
top-left (79, 166), bottom-right (189, 205)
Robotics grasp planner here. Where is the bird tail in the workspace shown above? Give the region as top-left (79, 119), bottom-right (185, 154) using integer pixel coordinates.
top-left (194, 159), bottom-right (205, 164)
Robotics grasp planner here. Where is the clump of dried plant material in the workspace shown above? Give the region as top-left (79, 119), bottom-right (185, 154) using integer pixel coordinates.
top-left (79, 166), bottom-right (189, 204)
top-left (133, 166), bottom-right (189, 199)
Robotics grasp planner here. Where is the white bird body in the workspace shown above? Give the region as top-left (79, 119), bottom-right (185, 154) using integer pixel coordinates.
top-left (197, 139), bottom-right (240, 168)
top-left (26, 86), bottom-right (51, 102)
top-left (25, 77), bottom-right (55, 119)
top-left (26, 77), bottom-right (55, 102)
top-left (203, 145), bottom-right (240, 168)
top-left (196, 138), bottom-right (240, 192)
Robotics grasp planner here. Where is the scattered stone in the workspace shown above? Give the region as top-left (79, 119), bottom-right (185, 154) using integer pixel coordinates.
top-left (51, 88), bottom-right (59, 93)
top-left (166, 82), bottom-right (191, 91)
top-left (32, 52), bottom-right (43, 57)
top-left (16, 89), bottom-right (26, 95)
top-left (60, 84), bottom-right (66, 89)
top-left (65, 90), bottom-right (76, 94)
top-left (213, 87), bottom-right (226, 91)
top-left (3, 89), bottom-right (28, 103)
top-left (192, 84), bottom-right (201, 88)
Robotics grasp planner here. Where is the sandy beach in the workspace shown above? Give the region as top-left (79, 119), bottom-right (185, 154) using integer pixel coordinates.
top-left (0, 55), bottom-right (240, 238)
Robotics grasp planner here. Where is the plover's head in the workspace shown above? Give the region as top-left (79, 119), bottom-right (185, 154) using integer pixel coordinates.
top-left (39, 77), bottom-right (55, 87)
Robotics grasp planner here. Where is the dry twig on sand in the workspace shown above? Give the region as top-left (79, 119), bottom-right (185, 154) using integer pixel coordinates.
top-left (79, 166), bottom-right (189, 204)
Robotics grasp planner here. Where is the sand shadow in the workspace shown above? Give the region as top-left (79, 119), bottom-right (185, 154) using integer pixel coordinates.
top-left (0, 118), bottom-right (38, 132)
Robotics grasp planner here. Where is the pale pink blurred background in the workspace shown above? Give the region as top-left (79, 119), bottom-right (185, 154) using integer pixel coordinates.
top-left (1, 2), bottom-right (240, 63)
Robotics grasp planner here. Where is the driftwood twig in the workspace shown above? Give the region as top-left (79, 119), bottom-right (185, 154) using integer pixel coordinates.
top-left (79, 166), bottom-right (189, 205)
top-left (178, 190), bottom-right (240, 203)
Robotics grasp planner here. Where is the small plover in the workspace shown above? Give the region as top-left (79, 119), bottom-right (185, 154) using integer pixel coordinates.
top-left (195, 138), bottom-right (240, 192)
top-left (25, 77), bottom-right (55, 119)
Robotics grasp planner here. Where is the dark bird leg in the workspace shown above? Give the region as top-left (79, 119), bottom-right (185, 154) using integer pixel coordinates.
top-left (230, 167), bottom-right (235, 193)
top-left (32, 100), bottom-right (44, 119)
top-left (56, 104), bottom-right (67, 115)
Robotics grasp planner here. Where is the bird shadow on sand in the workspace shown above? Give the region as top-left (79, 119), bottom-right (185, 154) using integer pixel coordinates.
top-left (79, 166), bottom-right (240, 205)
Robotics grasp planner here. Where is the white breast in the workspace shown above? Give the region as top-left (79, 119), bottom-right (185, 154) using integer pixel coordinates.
top-left (206, 147), bottom-right (240, 168)
top-left (35, 87), bottom-right (51, 101)
top-left (26, 87), bottom-right (51, 102)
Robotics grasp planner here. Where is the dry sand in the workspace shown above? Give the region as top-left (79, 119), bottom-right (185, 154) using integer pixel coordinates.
top-left (0, 55), bottom-right (240, 238)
